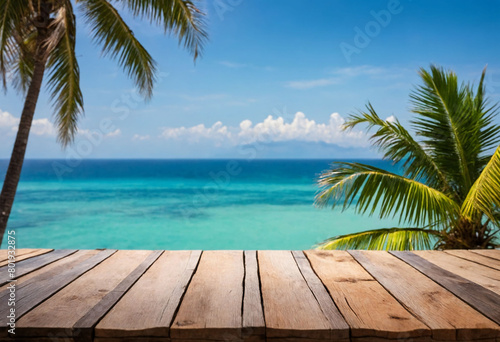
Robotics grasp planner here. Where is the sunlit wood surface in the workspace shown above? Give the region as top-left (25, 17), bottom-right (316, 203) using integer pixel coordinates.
top-left (1, 248), bottom-right (499, 341)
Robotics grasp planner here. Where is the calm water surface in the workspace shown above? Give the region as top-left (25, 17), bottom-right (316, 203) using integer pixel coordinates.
top-left (0, 159), bottom-right (403, 250)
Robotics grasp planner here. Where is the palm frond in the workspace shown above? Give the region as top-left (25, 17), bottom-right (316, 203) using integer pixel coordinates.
top-left (46, 1), bottom-right (84, 146)
top-left (120, 0), bottom-right (207, 60)
top-left (80, 0), bottom-right (157, 98)
top-left (9, 23), bottom-right (37, 94)
top-left (0, 0), bottom-right (30, 88)
top-left (316, 227), bottom-right (438, 251)
top-left (410, 65), bottom-right (499, 197)
top-left (315, 162), bottom-right (460, 227)
top-left (344, 104), bottom-right (449, 191)
top-left (470, 68), bottom-right (500, 173)
top-left (462, 144), bottom-right (500, 221)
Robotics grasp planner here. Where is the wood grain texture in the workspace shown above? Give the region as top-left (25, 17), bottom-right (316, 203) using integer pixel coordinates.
top-left (352, 250), bottom-right (500, 341)
top-left (413, 250), bottom-right (500, 295)
top-left (16, 250), bottom-right (151, 337)
top-left (0, 249), bottom-right (99, 292)
top-left (0, 249), bottom-right (45, 263)
top-left (258, 250), bottom-right (333, 340)
top-left (96, 250), bottom-right (201, 338)
top-left (445, 250), bottom-right (500, 271)
top-left (292, 250), bottom-right (349, 340)
top-left (74, 251), bottom-right (163, 342)
top-left (0, 249), bottom-right (116, 336)
top-left (242, 250), bottom-right (265, 341)
top-left (393, 251), bottom-right (500, 327)
top-left (1, 248), bottom-right (499, 341)
top-left (471, 249), bottom-right (500, 261)
top-left (0, 249), bottom-right (77, 286)
top-left (171, 251), bottom-right (244, 341)
top-left (0, 249), bottom-right (52, 266)
top-left (95, 338), bottom-right (171, 342)
top-left (305, 250), bottom-right (429, 340)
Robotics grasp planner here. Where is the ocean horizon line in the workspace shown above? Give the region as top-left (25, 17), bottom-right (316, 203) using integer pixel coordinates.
top-left (0, 157), bottom-right (384, 161)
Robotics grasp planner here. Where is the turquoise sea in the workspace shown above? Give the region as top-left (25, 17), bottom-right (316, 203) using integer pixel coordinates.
top-left (0, 159), bottom-right (403, 250)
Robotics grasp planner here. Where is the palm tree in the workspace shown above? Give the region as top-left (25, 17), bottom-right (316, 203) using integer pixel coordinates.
top-left (0, 0), bottom-right (207, 243)
top-left (315, 66), bottom-right (500, 250)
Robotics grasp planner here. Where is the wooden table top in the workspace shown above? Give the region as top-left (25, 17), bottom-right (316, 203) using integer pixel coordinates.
top-left (0, 248), bottom-right (499, 341)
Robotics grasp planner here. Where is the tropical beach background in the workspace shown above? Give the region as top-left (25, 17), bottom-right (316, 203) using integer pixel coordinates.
top-left (0, 159), bottom-right (403, 249)
top-left (1, 1), bottom-right (500, 250)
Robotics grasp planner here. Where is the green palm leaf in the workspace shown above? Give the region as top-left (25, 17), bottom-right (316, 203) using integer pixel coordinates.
top-left (46, 0), bottom-right (84, 146)
top-left (316, 162), bottom-right (460, 227)
top-left (344, 104), bottom-right (449, 191)
top-left (462, 145), bottom-right (500, 221)
top-left (316, 227), bottom-right (438, 251)
top-left (80, 0), bottom-right (157, 98)
top-left (9, 22), bottom-right (37, 94)
top-left (121, 0), bottom-right (207, 60)
top-left (470, 70), bottom-right (500, 173)
top-left (317, 66), bottom-right (500, 250)
top-left (410, 66), bottom-right (500, 197)
top-left (0, 0), bottom-right (210, 242)
top-left (0, 0), bottom-right (30, 87)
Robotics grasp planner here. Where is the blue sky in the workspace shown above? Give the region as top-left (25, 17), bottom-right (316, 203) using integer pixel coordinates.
top-left (1, 0), bottom-right (500, 159)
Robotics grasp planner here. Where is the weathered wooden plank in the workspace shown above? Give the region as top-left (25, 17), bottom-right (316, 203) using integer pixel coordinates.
top-left (74, 250), bottom-right (163, 342)
top-left (472, 249), bottom-right (500, 261)
top-left (291, 250), bottom-right (349, 340)
top-left (445, 250), bottom-right (500, 271)
top-left (0, 249), bottom-right (52, 267)
top-left (242, 250), bottom-right (265, 341)
top-left (95, 338), bottom-right (170, 342)
top-left (15, 250), bottom-right (152, 338)
top-left (393, 251), bottom-right (500, 327)
top-left (0, 249), bottom-right (116, 336)
top-left (413, 250), bottom-right (500, 295)
top-left (0, 249), bottom-right (46, 263)
top-left (4, 249), bottom-right (500, 341)
top-left (0, 250), bottom-right (99, 293)
top-left (96, 251), bottom-right (201, 339)
top-left (305, 250), bottom-right (430, 340)
top-left (171, 251), bottom-right (244, 341)
top-left (0, 251), bottom-right (100, 337)
top-left (258, 250), bottom-right (334, 340)
top-left (0, 249), bottom-right (77, 286)
top-left (352, 250), bottom-right (500, 341)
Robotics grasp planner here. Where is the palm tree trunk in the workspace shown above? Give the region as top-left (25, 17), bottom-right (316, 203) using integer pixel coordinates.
top-left (0, 41), bottom-right (48, 244)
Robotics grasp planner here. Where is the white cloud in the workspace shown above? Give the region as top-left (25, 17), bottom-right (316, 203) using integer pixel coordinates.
top-left (385, 115), bottom-right (397, 123)
top-left (0, 110), bottom-right (55, 136)
top-left (285, 65), bottom-right (411, 91)
top-left (285, 78), bottom-right (340, 90)
top-left (105, 128), bottom-right (121, 138)
top-left (160, 112), bottom-right (368, 148)
top-left (330, 65), bottom-right (411, 80)
top-left (0, 111), bottom-right (19, 128)
top-left (161, 121), bottom-right (231, 146)
top-left (132, 134), bottom-right (150, 141)
top-left (219, 61), bottom-right (248, 69)
top-left (331, 65), bottom-right (387, 77)
top-left (77, 128), bottom-right (121, 139)
top-left (31, 118), bottom-right (56, 136)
